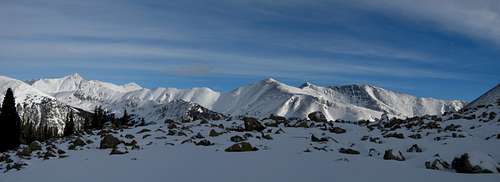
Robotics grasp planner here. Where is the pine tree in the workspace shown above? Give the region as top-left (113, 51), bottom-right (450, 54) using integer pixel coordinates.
top-left (0, 88), bottom-right (21, 152)
top-left (120, 109), bottom-right (131, 127)
top-left (64, 110), bottom-right (75, 136)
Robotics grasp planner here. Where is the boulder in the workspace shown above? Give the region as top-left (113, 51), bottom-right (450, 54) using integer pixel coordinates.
top-left (329, 127), bottom-right (346, 134)
top-left (28, 141), bottom-right (43, 151)
top-left (308, 111), bottom-right (327, 122)
top-left (311, 134), bottom-right (328, 142)
top-left (451, 153), bottom-right (499, 173)
top-left (224, 142), bottom-right (258, 152)
top-left (262, 134), bottom-right (273, 140)
top-left (110, 148), bottom-right (128, 155)
top-left (125, 134), bottom-right (135, 139)
top-left (384, 132), bottom-right (405, 139)
top-left (339, 148), bottom-right (360, 155)
top-left (425, 158), bottom-right (450, 170)
top-left (68, 137), bottom-right (87, 150)
top-left (136, 129), bottom-right (151, 134)
top-left (243, 117), bottom-right (266, 132)
top-left (195, 139), bottom-right (214, 146)
top-left (407, 144), bottom-right (423, 153)
top-left (16, 147), bottom-right (32, 157)
top-left (209, 129), bottom-right (223, 137)
top-left (100, 135), bottom-right (122, 149)
top-left (383, 149), bottom-right (405, 161)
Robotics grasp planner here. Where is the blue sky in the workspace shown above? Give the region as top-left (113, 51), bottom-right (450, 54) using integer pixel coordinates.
top-left (0, 0), bottom-right (499, 101)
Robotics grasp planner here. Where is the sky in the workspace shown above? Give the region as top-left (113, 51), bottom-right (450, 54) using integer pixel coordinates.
top-left (0, 0), bottom-right (499, 101)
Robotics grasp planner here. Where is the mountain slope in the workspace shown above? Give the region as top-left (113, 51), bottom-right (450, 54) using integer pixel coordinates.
top-left (0, 76), bottom-right (88, 136)
top-left (464, 84), bottom-right (500, 110)
top-left (29, 74), bottom-right (465, 121)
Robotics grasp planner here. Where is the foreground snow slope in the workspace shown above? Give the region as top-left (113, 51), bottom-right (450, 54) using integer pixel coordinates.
top-left (29, 74), bottom-right (464, 121)
top-left (1, 83), bottom-right (498, 182)
top-left (2, 105), bottom-right (499, 182)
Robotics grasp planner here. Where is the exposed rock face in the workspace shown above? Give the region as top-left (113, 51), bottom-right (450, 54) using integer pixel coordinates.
top-left (308, 111), bottom-right (327, 122)
top-left (224, 142), bottom-right (258, 152)
top-left (243, 117), bottom-right (265, 132)
top-left (100, 135), bottom-right (122, 149)
top-left (383, 149), bottom-right (405, 161)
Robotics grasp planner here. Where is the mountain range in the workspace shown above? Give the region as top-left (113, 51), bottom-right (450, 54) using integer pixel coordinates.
top-left (0, 73), bottom-right (466, 134)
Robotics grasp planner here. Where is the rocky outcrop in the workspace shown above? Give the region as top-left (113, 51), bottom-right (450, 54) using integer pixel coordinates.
top-left (308, 111), bottom-right (327, 122)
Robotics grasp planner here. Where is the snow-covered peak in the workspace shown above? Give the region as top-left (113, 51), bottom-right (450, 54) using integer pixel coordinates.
top-left (31, 73), bottom-right (85, 94)
top-left (0, 75), bottom-right (53, 104)
top-left (122, 82), bottom-right (142, 92)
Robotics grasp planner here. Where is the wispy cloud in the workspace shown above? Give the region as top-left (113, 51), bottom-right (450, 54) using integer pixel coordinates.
top-left (0, 0), bottom-right (498, 100)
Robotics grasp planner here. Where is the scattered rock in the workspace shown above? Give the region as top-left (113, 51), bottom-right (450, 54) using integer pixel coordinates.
top-left (407, 144), bottom-right (423, 153)
top-left (339, 148), bottom-right (360, 155)
top-left (451, 153), bottom-right (499, 173)
top-left (195, 139), bottom-right (214, 146)
top-left (28, 141), bottom-right (43, 151)
top-left (311, 134), bottom-right (328, 142)
top-left (68, 137), bottom-right (87, 150)
top-left (425, 158), bottom-right (450, 170)
top-left (110, 148), bottom-right (128, 155)
top-left (57, 149), bottom-right (66, 155)
top-left (125, 140), bottom-right (140, 150)
top-left (209, 129), bottom-right (223, 137)
top-left (384, 132), bottom-right (405, 139)
top-left (125, 134), bottom-right (135, 139)
top-left (100, 135), bottom-right (122, 149)
top-left (383, 149), bottom-right (405, 161)
top-left (137, 129), bottom-right (151, 134)
top-left (408, 133), bottom-right (422, 139)
top-left (308, 111), bottom-right (328, 122)
top-left (262, 134), bottom-right (273, 140)
top-left (243, 117), bottom-right (266, 132)
top-left (16, 147), bottom-right (32, 157)
top-left (5, 162), bottom-right (27, 172)
top-left (193, 132), bottom-right (205, 139)
top-left (224, 142), bottom-right (258, 152)
top-left (368, 148), bottom-right (380, 157)
top-left (329, 127), bottom-right (346, 134)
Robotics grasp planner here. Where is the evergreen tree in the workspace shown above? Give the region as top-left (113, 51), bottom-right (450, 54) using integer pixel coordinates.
top-left (0, 88), bottom-right (21, 152)
top-left (120, 109), bottom-right (131, 127)
top-left (64, 110), bottom-right (75, 136)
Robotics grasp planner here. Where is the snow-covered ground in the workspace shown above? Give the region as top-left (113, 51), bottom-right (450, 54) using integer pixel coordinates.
top-left (2, 103), bottom-right (499, 182)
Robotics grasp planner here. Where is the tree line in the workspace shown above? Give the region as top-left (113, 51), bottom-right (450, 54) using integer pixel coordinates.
top-left (0, 88), bottom-right (133, 152)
